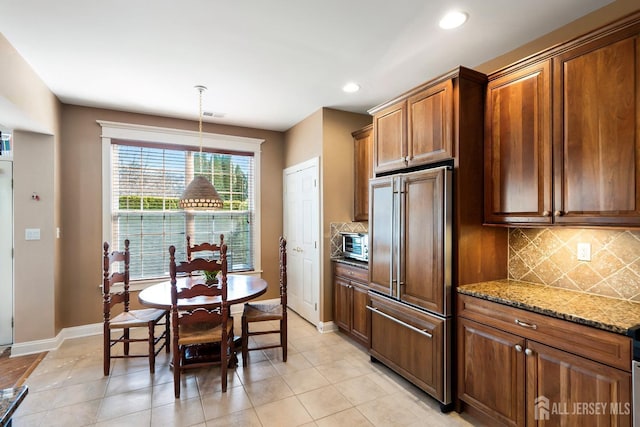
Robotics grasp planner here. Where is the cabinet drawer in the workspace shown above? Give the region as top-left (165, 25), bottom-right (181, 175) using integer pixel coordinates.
top-left (334, 262), bottom-right (368, 283)
top-left (457, 294), bottom-right (632, 371)
top-left (369, 292), bottom-right (448, 403)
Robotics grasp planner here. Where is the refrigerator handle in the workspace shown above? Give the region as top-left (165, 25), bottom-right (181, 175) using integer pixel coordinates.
top-left (389, 182), bottom-right (396, 295)
top-left (397, 180), bottom-right (404, 298)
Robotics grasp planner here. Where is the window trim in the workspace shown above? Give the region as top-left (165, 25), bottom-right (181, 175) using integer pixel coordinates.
top-left (99, 120), bottom-right (264, 285)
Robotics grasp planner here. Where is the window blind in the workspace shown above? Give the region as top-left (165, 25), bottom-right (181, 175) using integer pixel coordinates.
top-left (110, 141), bottom-right (255, 280)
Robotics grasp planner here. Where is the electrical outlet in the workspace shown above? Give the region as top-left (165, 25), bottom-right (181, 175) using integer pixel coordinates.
top-left (577, 242), bottom-right (591, 261)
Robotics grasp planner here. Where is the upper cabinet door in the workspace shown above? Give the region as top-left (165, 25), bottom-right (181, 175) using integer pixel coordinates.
top-left (407, 80), bottom-right (454, 168)
top-left (352, 125), bottom-right (373, 222)
top-left (373, 101), bottom-right (407, 174)
top-left (553, 32), bottom-right (640, 225)
top-left (484, 60), bottom-right (552, 225)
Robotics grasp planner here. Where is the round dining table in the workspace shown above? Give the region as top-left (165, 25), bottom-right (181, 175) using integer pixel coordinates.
top-left (138, 274), bottom-right (268, 309)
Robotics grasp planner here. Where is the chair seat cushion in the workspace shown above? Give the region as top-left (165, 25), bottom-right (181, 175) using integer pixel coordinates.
top-left (109, 308), bottom-right (167, 328)
top-left (243, 303), bottom-right (283, 322)
top-left (178, 317), bottom-right (234, 346)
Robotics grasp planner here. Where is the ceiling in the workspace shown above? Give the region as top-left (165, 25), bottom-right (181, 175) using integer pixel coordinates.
top-left (0, 0), bottom-right (613, 132)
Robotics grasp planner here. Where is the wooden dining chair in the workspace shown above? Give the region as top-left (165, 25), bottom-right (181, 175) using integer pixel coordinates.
top-left (241, 236), bottom-right (287, 366)
top-left (169, 242), bottom-right (234, 397)
top-left (186, 234), bottom-right (224, 262)
top-left (102, 240), bottom-right (169, 376)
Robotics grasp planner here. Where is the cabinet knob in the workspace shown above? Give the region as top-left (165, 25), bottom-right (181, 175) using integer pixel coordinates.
top-left (542, 210), bottom-right (550, 217)
top-left (553, 210), bottom-right (563, 217)
top-left (515, 344), bottom-right (523, 352)
top-left (525, 348), bottom-right (533, 356)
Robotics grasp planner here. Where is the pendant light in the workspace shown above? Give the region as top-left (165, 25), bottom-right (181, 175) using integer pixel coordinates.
top-left (179, 85), bottom-right (224, 210)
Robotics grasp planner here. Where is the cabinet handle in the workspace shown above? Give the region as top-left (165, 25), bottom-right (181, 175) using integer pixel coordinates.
top-left (514, 319), bottom-right (537, 329)
top-left (553, 210), bottom-right (563, 217)
top-left (542, 210), bottom-right (550, 217)
top-left (525, 348), bottom-right (533, 356)
top-left (515, 344), bottom-right (523, 352)
top-left (366, 306), bottom-right (433, 339)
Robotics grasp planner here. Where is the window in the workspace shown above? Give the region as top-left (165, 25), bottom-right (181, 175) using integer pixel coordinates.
top-left (100, 121), bottom-right (263, 282)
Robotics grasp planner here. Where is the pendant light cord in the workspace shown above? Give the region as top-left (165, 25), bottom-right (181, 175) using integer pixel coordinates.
top-left (198, 86), bottom-right (203, 154)
top-left (195, 85), bottom-right (207, 175)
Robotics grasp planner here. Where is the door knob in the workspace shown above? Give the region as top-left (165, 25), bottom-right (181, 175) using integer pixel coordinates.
top-left (515, 344), bottom-right (523, 352)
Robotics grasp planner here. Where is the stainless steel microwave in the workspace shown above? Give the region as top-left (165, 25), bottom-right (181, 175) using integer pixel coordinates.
top-left (341, 232), bottom-right (369, 261)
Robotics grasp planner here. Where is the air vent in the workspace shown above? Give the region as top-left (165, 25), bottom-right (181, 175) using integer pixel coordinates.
top-left (203, 111), bottom-right (226, 119)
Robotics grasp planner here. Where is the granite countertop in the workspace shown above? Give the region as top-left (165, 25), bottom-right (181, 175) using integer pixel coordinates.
top-left (331, 257), bottom-right (369, 269)
top-left (1, 385), bottom-right (28, 425)
top-left (457, 279), bottom-right (640, 335)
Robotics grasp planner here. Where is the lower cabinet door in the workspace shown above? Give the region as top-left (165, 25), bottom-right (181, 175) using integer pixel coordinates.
top-left (334, 277), bottom-right (351, 332)
top-left (369, 293), bottom-right (447, 403)
top-left (458, 317), bottom-right (526, 427)
top-left (526, 340), bottom-right (632, 427)
top-left (350, 282), bottom-right (370, 345)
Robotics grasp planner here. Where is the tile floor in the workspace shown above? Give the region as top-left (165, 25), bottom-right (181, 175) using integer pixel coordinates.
top-left (12, 310), bottom-right (479, 426)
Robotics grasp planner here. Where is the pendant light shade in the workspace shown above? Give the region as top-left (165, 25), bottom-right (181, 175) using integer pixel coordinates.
top-left (179, 176), bottom-right (224, 209)
top-left (179, 85), bottom-right (224, 210)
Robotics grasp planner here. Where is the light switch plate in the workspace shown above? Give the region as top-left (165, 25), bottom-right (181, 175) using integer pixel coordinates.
top-left (25, 228), bottom-right (40, 240)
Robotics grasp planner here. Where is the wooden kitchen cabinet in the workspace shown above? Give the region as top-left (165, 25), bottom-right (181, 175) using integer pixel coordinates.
top-left (485, 15), bottom-right (640, 227)
top-left (458, 317), bottom-right (525, 426)
top-left (527, 341), bottom-right (632, 427)
top-left (333, 262), bottom-right (370, 346)
top-left (369, 292), bottom-right (448, 405)
top-left (457, 294), bottom-right (632, 426)
top-left (484, 60), bottom-right (552, 225)
top-left (552, 30), bottom-right (640, 226)
top-left (370, 67), bottom-right (482, 175)
top-left (352, 125), bottom-right (373, 222)
top-left (407, 79), bottom-right (453, 167)
top-left (372, 101), bottom-right (406, 174)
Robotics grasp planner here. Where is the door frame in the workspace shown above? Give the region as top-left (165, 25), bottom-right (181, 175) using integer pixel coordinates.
top-left (283, 157), bottom-right (321, 326)
top-left (0, 160), bottom-right (14, 345)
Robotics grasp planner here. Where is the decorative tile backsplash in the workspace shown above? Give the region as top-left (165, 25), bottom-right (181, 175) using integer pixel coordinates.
top-left (509, 228), bottom-right (640, 301)
top-left (330, 222), bottom-right (367, 258)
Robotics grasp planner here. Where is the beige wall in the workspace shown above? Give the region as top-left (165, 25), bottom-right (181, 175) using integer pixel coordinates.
top-left (283, 109), bottom-right (322, 168)
top-left (13, 132), bottom-right (57, 342)
top-left (320, 109), bottom-right (371, 320)
top-left (476, 0), bottom-right (640, 74)
top-left (0, 33), bottom-right (63, 343)
top-left (0, 34), bottom-right (60, 134)
top-left (60, 105), bottom-right (285, 328)
top-left (283, 108), bottom-right (370, 322)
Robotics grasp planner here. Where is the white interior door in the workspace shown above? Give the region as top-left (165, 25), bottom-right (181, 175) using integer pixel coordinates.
top-left (283, 158), bottom-right (320, 326)
top-left (0, 160), bottom-right (13, 345)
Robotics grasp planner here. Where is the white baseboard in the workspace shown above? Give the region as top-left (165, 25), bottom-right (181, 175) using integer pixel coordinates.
top-left (10, 301), bottom-right (278, 357)
top-left (10, 322), bottom-right (102, 357)
top-left (317, 321), bottom-right (337, 333)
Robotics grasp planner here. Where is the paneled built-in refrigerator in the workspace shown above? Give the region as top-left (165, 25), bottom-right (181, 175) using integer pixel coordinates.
top-left (367, 165), bottom-right (453, 408)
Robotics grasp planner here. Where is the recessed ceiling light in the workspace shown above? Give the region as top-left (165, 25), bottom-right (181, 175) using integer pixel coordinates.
top-left (439, 10), bottom-right (468, 30)
top-left (342, 82), bottom-right (360, 93)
